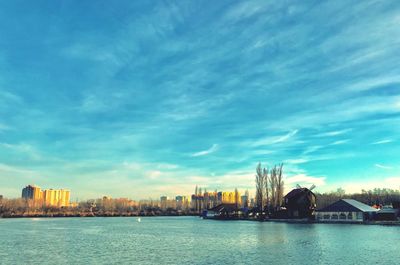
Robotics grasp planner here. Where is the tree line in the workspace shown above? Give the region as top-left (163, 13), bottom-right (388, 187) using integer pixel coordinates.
top-left (255, 162), bottom-right (285, 217)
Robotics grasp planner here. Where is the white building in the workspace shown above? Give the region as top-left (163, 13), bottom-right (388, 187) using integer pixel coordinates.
top-left (316, 199), bottom-right (379, 222)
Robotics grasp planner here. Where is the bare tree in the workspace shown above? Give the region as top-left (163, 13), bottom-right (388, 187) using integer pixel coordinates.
top-left (270, 166), bottom-right (276, 210)
top-left (263, 167), bottom-right (269, 213)
top-left (276, 163), bottom-right (284, 208)
top-left (255, 162), bottom-right (265, 213)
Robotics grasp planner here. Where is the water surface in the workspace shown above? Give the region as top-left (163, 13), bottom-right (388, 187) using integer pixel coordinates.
top-left (0, 217), bottom-right (399, 264)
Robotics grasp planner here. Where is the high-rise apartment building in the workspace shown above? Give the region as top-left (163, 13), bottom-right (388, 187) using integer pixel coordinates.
top-left (43, 189), bottom-right (70, 207)
top-left (22, 185), bottom-right (42, 200)
top-left (21, 185), bottom-right (70, 207)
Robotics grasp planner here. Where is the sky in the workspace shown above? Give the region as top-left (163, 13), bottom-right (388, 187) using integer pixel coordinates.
top-left (1, 0), bottom-right (400, 200)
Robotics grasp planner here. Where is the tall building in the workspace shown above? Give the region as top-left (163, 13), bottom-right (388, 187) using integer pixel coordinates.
top-left (42, 189), bottom-right (70, 207)
top-left (160, 196), bottom-right (168, 210)
top-left (176, 196), bottom-right (190, 210)
top-left (217, 191), bottom-right (241, 204)
top-left (22, 185), bottom-right (42, 200)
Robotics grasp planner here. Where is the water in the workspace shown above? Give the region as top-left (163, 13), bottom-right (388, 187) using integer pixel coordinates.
top-left (0, 217), bottom-right (399, 264)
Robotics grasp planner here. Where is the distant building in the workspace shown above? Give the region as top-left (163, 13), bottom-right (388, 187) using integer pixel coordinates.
top-left (160, 196), bottom-right (168, 210)
top-left (374, 206), bottom-right (398, 221)
top-left (205, 203), bottom-right (242, 219)
top-left (284, 188), bottom-right (316, 219)
top-left (217, 191), bottom-right (241, 204)
top-left (241, 195), bottom-right (249, 208)
top-left (191, 194), bottom-right (203, 212)
top-left (176, 196), bottom-right (190, 210)
top-left (22, 185), bottom-right (42, 200)
top-left (22, 185), bottom-right (70, 207)
top-left (316, 199), bottom-right (379, 222)
top-left (43, 189), bottom-right (70, 207)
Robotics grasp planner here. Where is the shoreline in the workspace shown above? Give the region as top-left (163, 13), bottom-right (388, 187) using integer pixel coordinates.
top-left (2, 214), bottom-right (399, 226)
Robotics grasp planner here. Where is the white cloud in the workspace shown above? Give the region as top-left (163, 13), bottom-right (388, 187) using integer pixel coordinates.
top-left (0, 142), bottom-right (41, 160)
top-left (191, 144), bottom-right (219, 157)
top-left (385, 177), bottom-right (400, 186)
top-left (330, 139), bottom-right (350, 145)
top-left (285, 174), bottom-right (326, 187)
top-left (374, 163), bottom-right (393, 170)
top-left (372, 139), bottom-right (393, 145)
top-left (341, 177), bottom-right (400, 193)
top-left (303, 145), bottom-right (323, 155)
top-left (315, 128), bottom-right (352, 137)
top-left (284, 158), bottom-right (309, 164)
top-left (252, 130), bottom-right (298, 146)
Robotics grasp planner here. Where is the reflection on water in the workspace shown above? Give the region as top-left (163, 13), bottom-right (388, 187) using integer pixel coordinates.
top-left (0, 217), bottom-right (399, 265)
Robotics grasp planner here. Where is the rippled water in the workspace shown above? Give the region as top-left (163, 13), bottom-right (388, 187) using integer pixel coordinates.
top-left (0, 217), bottom-right (399, 264)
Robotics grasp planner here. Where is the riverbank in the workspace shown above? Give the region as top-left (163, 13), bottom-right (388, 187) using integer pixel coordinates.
top-left (0, 212), bottom-right (198, 218)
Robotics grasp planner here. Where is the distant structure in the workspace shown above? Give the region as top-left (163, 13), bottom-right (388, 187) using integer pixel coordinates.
top-left (21, 185), bottom-right (70, 207)
top-left (175, 196), bottom-right (190, 210)
top-left (22, 185), bottom-right (42, 200)
top-left (284, 186), bottom-right (316, 219)
top-left (218, 191), bottom-right (241, 204)
top-left (43, 189), bottom-right (70, 207)
top-left (160, 196), bottom-right (168, 210)
top-left (316, 199), bottom-right (379, 222)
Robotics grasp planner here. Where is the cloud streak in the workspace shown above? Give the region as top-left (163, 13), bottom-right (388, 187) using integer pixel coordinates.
top-left (191, 144), bottom-right (219, 157)
top-left (374, 164), bottom-right (393, 170)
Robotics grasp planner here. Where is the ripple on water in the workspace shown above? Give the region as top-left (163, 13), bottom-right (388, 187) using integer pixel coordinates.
top-left (0, 217), bottom-right (399, 265)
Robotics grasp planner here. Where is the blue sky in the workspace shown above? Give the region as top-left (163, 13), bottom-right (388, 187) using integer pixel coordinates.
top-left (1, 0), bottom-right (400, 200)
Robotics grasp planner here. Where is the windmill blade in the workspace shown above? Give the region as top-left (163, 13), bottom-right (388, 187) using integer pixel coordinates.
top-left (309, 184), bottom-right (316, 191)
top-left (296, 184), bottom-right (302, 189)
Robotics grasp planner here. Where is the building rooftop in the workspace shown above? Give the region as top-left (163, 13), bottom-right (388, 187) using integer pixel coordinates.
top-left (284, 188), bottom-right (315, 199)
top-left (318, 199), bottom-right (379, 213)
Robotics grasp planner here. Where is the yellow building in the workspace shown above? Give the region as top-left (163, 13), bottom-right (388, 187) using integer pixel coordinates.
top-left (220, 191), bottom-right (241, 204)
top-left (43, 189), bottom-right (70, 207)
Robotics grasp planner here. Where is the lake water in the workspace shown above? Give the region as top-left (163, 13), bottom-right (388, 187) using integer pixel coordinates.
top-left (0, 216), bottom-right (399, 264)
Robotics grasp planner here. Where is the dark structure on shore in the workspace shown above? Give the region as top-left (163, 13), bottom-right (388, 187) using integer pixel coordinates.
top-left (284, 186), bottom-right (316, 219)
top-left (204, 203), bottom-right (242, 219)
top-left (316, 199), bottom-right (379, 222)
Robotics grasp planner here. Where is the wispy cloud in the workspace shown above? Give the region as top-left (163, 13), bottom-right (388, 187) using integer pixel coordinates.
top-left (284, 158), bottom-right (309, 165)
top-left (315, 128), bottom-right (352, 137)
top-left (1, 1), bottom-right (400, 198)
top-left (252, 130), bottom-right (298, 146)
top-left (330, 139), bottom-right (350, 145)
top-left (303, 145), bottom-right (323, 155)
top-left (374, 163), bottom-right (393, 170)
top-left (285, 174), bottom-right (326, 187)
top-left (372, 139), bottom-right (393, 145)
top-left (191, 144), bottom-right (219, 157)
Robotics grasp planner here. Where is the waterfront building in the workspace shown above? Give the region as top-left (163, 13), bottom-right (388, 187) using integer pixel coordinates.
top-left (21, 185), bottom-right (42, 200)
top-left (284, 187), bottom-right (316, 219)
top-left (21, 185), bottom-right (70, 207)
top-left (205, 203), bottom-right (242, 219)
top-left (203, 191), bottom-right (219, 209)
top-left (176, 196), bottom-right (190, 210)
top-left (217, 191), bottom-right (241, 204)
top-left (160, 196), bottom-right (168, 210)
top-left (43, 189), bottom-right (70, 207)
top-left (241, 195), bottom-right (249, 208)
top-left (316, 199), bottom-right (379, 222)
top-left (374, 206), bottom-right (398, 221)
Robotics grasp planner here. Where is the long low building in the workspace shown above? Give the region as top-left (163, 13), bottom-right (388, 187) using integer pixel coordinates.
top-left (316, 199), bottom-right (379, 222)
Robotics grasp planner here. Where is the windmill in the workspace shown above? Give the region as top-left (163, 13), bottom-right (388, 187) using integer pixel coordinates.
top-left (295, 184), bottom-right (317, 210)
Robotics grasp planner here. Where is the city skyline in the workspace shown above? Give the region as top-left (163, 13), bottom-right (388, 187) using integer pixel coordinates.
top-left (1, 1), bottom-right (400, 199)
